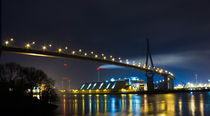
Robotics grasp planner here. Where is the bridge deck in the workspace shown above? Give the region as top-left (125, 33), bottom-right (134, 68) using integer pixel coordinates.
top-left (2, 46), bottom-right (175, 79)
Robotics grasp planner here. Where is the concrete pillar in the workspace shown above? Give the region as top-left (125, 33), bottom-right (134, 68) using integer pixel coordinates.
top-left (147, 77), bottom-right (154, 91)
top-left (163, 75), bottom-right (168, 90)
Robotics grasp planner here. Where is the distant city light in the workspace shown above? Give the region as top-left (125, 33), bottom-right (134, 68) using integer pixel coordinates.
top-left (64, 63), bottom-right (67, 67)
top-left (72, 51), bottom-right (75, 54)
top-left (32, 41), bottom-right (35, 45)
top-left (110, 78), bottom-right (115, 82)
top-left (10, 38), bottom-right (14, 42)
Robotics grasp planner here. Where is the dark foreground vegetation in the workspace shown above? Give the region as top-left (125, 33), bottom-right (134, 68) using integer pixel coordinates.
top-left (0, 63), bottom-right (58, 115)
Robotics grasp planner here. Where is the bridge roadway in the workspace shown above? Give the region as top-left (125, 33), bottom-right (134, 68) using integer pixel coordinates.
top-left (1, 46), bottom-right (175, 80)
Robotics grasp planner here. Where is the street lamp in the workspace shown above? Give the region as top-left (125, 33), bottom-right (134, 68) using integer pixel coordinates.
top-left (10, 38), bottom-right (14, 42)
top-left (25, 43), bottom-right (31, 49)
top-left (58, 48), bottom-right (62, 53)
top-left (42, 46), bottom-right (47, 51)
top-left (5, 40), bottom-right (9, 46)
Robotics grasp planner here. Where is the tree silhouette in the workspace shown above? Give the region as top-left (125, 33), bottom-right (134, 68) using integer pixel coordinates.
top-left (0, 62), bottom-right (57, 102)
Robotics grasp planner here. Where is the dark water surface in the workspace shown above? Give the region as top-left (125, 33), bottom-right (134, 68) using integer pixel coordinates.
top-left (53, 92), bottom-right (210, 116)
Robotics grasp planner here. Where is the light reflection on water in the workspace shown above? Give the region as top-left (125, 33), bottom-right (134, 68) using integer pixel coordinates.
top-left (56, 92), bottom-right (210, 116)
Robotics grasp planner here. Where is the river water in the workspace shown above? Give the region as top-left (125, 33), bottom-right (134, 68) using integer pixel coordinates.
top-left (53, 92), bottom-right (210, 116)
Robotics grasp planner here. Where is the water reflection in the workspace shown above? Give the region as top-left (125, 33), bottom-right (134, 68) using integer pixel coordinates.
top-left (57, 92), bottom-right (210, 116)
top-left (189, 94), bottom-right (195, 116)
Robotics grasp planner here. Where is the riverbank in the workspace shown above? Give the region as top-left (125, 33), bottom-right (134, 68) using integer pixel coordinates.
top-left (58, 89), bottom-right (210, 95)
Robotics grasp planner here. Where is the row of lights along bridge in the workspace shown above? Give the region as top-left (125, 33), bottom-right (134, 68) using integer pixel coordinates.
top-left (3, 38), bottom-right (174, 77)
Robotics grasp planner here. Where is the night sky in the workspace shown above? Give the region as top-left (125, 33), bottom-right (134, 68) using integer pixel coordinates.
top-left (1, 0), bottom-right (210, 89)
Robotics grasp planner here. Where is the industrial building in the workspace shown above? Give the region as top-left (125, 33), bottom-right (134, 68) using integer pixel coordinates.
top-left (78, 77), bottom-right (144, 93)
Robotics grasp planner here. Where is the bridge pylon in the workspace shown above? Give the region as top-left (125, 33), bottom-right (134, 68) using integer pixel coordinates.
top-left (145, 38), bottom-right (155, 91)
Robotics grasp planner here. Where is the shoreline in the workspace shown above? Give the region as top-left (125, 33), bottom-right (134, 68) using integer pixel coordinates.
top-left (58, 89), bottom-right (210, 95)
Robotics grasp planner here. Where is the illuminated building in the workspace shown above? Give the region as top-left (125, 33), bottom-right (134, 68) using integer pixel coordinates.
top-left (79, 77), bottom-right (144, 93)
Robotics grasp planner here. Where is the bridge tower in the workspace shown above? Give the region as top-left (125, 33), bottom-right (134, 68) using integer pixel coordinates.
top-left (145, 38), bottom-right (155, 91)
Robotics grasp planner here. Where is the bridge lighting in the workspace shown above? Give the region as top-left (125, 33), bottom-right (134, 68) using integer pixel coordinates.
top-left (159, 69), bottom-right (163, 73)
top-left (112, 58), bottom-right (115, 61)
top-left (126, 61), bottom-right (129, 64)
top-left (84, 53), bottom-right (87, 56)
top-left (72, 51), bottom-right (75, 54)
top-left (143, 64), bottom-right (146, 68)
top-left (138, 63), bottom-right (141, 67)
top-left (91, 51), bottom-right (94, 54)
top-left (25, 43), bottom-right (31, 49)
top-left (42, 46), bottom-right (47, 50)
top-left (126, 59), bottom-right (129, 62)
top-left (103, 56), bottom-right (106, 60)
top-left (65, 46), bottom-right (68, 50)
top-left (119, 60), bottom-right (122, 63)
top-left (79, 49), bottom-right (82, 52)
top-left (10, 38), bottom-right (14, 42)
top-left (58, 48), bottom-right (62, 53)
top-left (133, 61), bottom-right (135, 66)
top-left (95, 55), bottom-right (98, 58)
top-left (5, 40), bottom-right (9, 46)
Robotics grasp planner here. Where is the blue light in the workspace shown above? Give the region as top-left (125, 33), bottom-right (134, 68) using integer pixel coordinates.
top-left (92, 83), bottom-right (97, 90)
top-left (98, 83), bottom-right (104, 89)
top-left (130, 77), bottom-right (138, 81)
top-left (110, 78), bottom-right (115, 82)
top-left (106, 83), bottom-right (111, 89)
top-left (112, 82), bottom-right (117, 89)
top-left (87, 83), bottom-right (92, 90)
top-left (80, 84), bottom-right (85, 90)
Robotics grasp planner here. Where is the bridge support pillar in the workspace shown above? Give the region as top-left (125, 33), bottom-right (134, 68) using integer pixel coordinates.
top-left (163, 75), bottom-right (168, 89)
top-left (168, 78), bottom-right (174, 90)
top-left (163, 75), bottom-right (175, 90)
top-left (147, 76), bottom-right (154, 91)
